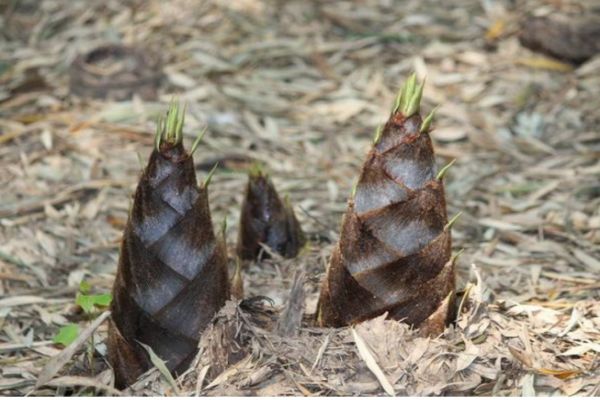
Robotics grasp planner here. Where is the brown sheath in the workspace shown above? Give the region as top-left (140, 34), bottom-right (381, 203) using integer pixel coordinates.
top-left (108, 107), bottom-right (229, 388)
top-left (317, 76), bottom-right (456, 335)
top-left (237, 170), bottom-right (305, 261)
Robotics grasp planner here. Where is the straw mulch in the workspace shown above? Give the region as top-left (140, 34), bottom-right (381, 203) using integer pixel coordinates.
top-left (0, 0), bottom-right (598, 396)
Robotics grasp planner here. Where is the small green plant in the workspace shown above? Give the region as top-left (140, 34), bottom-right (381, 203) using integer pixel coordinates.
top-left (53, 281), bottom-right (112, 373)
top-left (75, 281), bottom-right (112, 315)
top-left (53, 323), bottom-right (80, 346)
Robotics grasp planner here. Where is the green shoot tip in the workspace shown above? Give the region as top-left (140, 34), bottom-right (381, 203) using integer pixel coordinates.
top-left (404, 77), bottom-right (425, 116)
top-left (445, 211), bottom-right (463, 231)
top-left (393, 73), bottom-right (426, 117)
top-left (248, 161), bottom-right (266, 178)
top-left (393, 73), bottom-right (415, 113)
top-left (373, 124), bottom-right (383, 144)
top-left (450, 248), bottom-right (465, 265)
top-left (436, 158), bottom-right (456, 180)
top-left (351, 180), bottom-right (359, 199)
top-left (158, 99), bottom-right (187, 146)
top-left (420, 105), bottom-right (438, 133)
top-left (190, 126), bottom-right (207, 156)
top-left (203, 162), bottom-right (219, 188)
top-left (154, 116), bottom-right (164, 151)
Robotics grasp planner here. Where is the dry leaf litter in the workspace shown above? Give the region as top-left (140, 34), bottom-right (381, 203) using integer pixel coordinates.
top-left (0, 0), bottom-right (599, 396)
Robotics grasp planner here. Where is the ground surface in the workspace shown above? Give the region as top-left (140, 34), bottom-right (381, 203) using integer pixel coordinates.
top-left (0, 0), bottom-right (599, 396)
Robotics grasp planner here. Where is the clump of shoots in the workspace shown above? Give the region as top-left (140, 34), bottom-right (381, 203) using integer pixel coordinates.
top-left (392, 73), bottom-right (425, 117)
top-left (155, 100), bottom-right (185, 149)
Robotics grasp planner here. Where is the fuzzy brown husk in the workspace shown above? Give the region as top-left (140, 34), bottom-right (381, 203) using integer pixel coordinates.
top-left (237, 171), bottom-right (305, 261)
top-left (108, 141), bottom-right (229, 388)
top-left (317, 111), bottom-right (455, 335)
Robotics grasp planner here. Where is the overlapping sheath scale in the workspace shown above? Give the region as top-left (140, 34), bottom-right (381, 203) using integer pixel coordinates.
top-left (109, 142), bottom-right (229, 388)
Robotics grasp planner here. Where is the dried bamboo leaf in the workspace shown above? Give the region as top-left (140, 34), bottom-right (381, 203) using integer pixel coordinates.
top-left (138, 342), bottom-right (179, 395)
top-left (352, 328), bottom-right (395, 396)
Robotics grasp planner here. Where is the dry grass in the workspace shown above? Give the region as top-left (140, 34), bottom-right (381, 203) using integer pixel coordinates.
top-left (0, 0), bottom-right (599, 396)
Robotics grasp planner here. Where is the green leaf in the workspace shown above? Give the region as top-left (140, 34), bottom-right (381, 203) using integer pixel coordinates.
top-left (79, 281), bottom-right (91, 295)
top-left (91, 293), bottom-right (112, 307)
top-left (76, 293), bottom-right (113, 314)
top-left (76, 294), bottom-right (95, 314)
top-left (53, 323), bottom-right (80, 346)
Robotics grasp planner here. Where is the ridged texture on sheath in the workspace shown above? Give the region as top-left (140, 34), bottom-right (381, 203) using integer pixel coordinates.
top-left (237, 170), bottom-right (305, 261)
top-left (108, 106), bottom-right (229, 388)
top-left (317, 76), bottom-right (456, 335)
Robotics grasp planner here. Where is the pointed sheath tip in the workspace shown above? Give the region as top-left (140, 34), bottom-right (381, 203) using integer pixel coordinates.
top-left (154, 116), bottom-right (163, 151)
top-left (248, 161), bottom-right (266, 178)
top-left (403, 73), bottom-right (417, 108)
top-left (203, 162), bottom-right (219, 188)
top-left (451, 248), bottom-right (465, 265)
top-left (372, 124), bottom-right (383, 144)
top-left (166, 99), bottom-right (176, 142)
top-left (190, 126), bottom-right (207, 156)
top-left (165, 98), bottom-right (185, 144)
top-left (283, 193), bottom-right (292, 208)
top-left (420, 105), bottom-right (438, 133)
top-left (221, 216), bottom-right (228, 240)
top-left (175, 102), bottom-right (187, 144)
top-left (394, 72), bottom-right (417, 114)
top-left (436, 158), bottom-right (456, 180)
top-left (444, 211), bottom-right (463, 231)
top-left (404, 77), bottom-right (425, 117)
top-left (350, 180), bottom-right (359, 199)
top-left (392, 84), bottom-right (405, 114)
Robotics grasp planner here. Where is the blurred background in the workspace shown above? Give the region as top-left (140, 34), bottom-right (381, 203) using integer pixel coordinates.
top-left (0, 0), bottom-right (599, 395)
